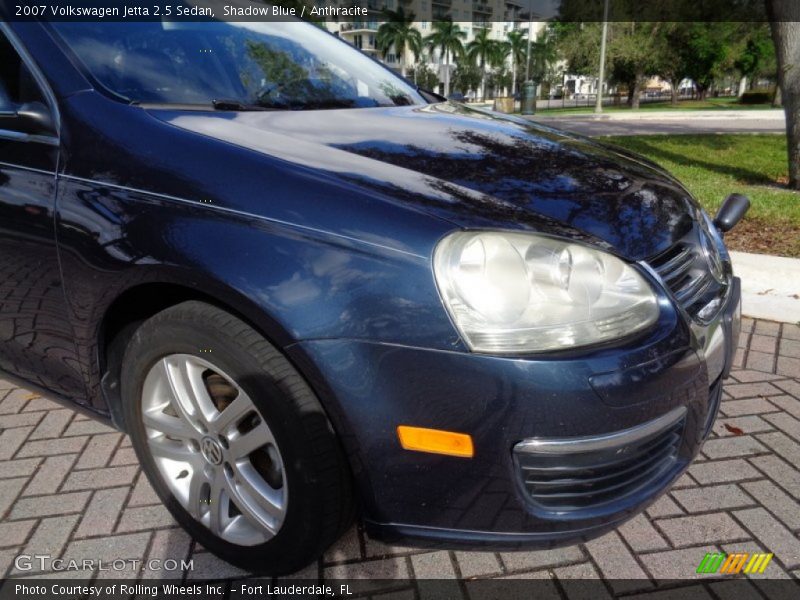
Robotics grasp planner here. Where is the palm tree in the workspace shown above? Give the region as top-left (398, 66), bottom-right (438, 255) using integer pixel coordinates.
top-left (376, 8), bottom-right (422, 78)
top-left (467, 28), bottom-right (497, 101)
top-left (425, 20), bottom-right (466, 97)
top-left (491, 41), bottom-right (511, 96)
top-left (528, 28), bottom-right (557, 85)
top-left (506, 29), bottom-right (527, 94)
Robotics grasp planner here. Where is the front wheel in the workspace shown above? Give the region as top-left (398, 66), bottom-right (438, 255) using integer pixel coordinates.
top-left (121, 301), bottom-right (353, 574)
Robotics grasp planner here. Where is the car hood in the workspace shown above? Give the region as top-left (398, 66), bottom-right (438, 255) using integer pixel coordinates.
top-left (151, 102), bottom-right (698, 260)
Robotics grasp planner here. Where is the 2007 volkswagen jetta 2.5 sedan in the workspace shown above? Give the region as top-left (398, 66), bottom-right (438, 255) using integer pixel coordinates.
top-left (0, 14), bottom-right (748, 574)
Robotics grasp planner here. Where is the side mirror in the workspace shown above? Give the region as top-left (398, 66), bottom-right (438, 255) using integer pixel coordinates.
top-left (713, 193), bottom-right (750, 233)
top-left (0, 101), bottom-right (56, 137)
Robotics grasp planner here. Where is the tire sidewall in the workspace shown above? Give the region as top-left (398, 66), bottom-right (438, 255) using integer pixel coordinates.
top-left (122, 316), bottom-right (329, 574)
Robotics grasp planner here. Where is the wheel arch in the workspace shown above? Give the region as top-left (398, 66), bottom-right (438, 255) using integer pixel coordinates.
top-left (96, 275), bottom-right (369, 516)
top-left (98, 277), bottom-right (297, 432)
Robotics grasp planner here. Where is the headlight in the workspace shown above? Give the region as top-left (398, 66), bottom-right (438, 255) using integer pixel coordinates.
top-left (433, 231), bottom-right (659, 353)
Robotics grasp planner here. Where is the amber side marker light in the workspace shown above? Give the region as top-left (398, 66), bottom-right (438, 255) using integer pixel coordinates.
top-left (397, 426), bottom-right (474, 458)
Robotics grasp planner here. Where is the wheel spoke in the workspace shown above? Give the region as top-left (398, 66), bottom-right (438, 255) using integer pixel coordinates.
top-left (228, 422), bottom-right (274, 460)
top-left (161, 357), bottom-right (216, 428)
top-left (221, 514), bottom-right (267, 546)
top-left (208, 470), bottom-right (227, 536)
top-left (148, 358), bottom-right (200, 430)
top-left (231, 462), bottom-right (285, 530)
top-left (209, 393), bottom-right (253, 436)
top-left (148, 436), bottom-right (198, 464)
top-left (185, 467), bottom-right (207, 520)
top-left (142, 407), bottom-right (195, 440)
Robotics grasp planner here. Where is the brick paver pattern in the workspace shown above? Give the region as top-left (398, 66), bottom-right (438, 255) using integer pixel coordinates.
top-left (0, 318), bottom-right (798, 592)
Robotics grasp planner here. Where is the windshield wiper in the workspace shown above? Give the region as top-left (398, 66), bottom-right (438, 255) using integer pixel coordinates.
top-left (130, 100), bottom-right (276, 112)
top-left (252, 99), bottom-right (357, 111)
top-left (211, 99), bottom-right (278, 111)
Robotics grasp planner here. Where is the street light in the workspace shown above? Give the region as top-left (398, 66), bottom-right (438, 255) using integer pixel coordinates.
top-left (525, 12), bottom-right (532, 82)
top-left (594, 0), bottom-right (610, 114)
top-left (521, 2), bottom-right (536, 115)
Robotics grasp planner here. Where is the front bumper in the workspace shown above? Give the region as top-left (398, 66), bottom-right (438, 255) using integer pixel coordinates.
top-left (287, 277), bottom-right (741, 549)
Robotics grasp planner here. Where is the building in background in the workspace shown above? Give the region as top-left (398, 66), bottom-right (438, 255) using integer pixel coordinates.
top-left (326, 0), bottom-right (546, 96)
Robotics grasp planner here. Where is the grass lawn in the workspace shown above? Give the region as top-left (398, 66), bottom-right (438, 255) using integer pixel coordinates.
top-left (604, 134), bottom-right (800, 258)
top-left (535, 97), bottom-right (776, 116)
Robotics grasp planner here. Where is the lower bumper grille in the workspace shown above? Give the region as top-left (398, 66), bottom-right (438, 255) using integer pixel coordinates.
top-left (514, 407), bottom-right (686, 512)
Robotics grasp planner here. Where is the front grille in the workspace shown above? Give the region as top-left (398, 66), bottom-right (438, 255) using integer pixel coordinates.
top-left (648, 228), bottom-right (726, 320)
top-left (514, 409), bottom-right (685, 513)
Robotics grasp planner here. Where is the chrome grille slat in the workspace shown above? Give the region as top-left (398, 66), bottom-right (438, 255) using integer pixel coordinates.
top-left (526, 457), bottom-right (674, 501)
top-left (662, 257), bottom-right (693, 285)
top-left (524, 434), bottom-right (678, 490)
top-left (514, 410), bottom-right (686, 512)
top-left (657, 247), bottom-right (693, 283)
top-left (675, 273), bottom-right (712, 304)
top-left (648, 228), bottom-right (727, 321)
top-left (677, 275), bottom-right (714, 308)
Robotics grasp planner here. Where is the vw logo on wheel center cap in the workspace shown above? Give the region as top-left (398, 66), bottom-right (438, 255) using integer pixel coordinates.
top-left (200, 437), bottom-right (224, 465)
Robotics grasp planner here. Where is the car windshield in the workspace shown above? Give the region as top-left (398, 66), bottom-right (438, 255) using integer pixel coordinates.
top-left (51, 19), bottom-right (426, 110)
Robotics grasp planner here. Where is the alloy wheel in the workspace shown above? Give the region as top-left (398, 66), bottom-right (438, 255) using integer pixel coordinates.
top-left (140, 354), bottom-right (287, 546)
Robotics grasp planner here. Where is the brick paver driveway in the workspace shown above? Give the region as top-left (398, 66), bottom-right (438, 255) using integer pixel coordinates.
top-left (0, 318), bottom-right (799, 592)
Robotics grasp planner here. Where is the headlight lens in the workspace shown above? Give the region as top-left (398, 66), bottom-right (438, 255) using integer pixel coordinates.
top-left (433, 231), bottom-right (659, 353)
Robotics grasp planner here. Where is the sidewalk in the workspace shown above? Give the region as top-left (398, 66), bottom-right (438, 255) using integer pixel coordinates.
top-left (731, 251), bottom-right (800, 324)
top-left (533, 109), bottom-right (785, 122)
top-left (522, 108), bottom-right (785, 136)
top-left (0, 318), bottom-right (798, 588)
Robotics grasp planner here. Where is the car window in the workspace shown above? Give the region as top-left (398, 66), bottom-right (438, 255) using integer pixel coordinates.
top-left (52, 21), bottom-right (425, 110)
top-left (0, 32), bottom-right (46, 116)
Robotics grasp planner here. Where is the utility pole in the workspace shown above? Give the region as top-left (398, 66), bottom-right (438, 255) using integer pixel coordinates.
top-left (521, 2), bottom-right (536, 115)
top-left (525, 11), bottom-right (532, 81)
top-left (594, 0), bottom-right (610, 114)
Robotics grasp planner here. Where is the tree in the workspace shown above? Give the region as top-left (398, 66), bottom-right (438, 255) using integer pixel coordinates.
top-left (655, 24), bottom-right (690, 105)
top-left (551, 21), bottom-right (602, 78)
top-left (376, 8), bottom-right (422, 78)
top-left (425, 20), bottom-right (467, 97)
top-left (678, 23), bottom-right (736, 100)
top-left (528, 28), bottom-right (559, 86)
top-left (408, 62), bottom-right (439, 91)
top-left (607, 22), bottom-right (664, 109)
top-left (766, 1), bottom-right (800, 188)
top-left (489, 66), bottom-right (513, 97)
top-left (734, 23), bottom-right (776, 95)
top-left (655, 23), bottom-right (766, 106)
top-left (506, 29), bottom-right (527, 94)
top-left (452, 62), bottom-right (482, 97)
top-left (488, 42), bottom-right (512, 97)
top-left (467, 28), bottom-right (498, 101)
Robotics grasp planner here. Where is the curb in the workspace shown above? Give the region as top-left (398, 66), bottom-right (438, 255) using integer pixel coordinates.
top-left (530, 110), bottom-right (784, 122)
top-left (730, 251), bottom-right (800, 324)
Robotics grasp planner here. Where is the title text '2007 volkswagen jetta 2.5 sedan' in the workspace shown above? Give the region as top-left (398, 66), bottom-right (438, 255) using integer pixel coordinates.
top-left (0, 13), bottom-right (748, 574)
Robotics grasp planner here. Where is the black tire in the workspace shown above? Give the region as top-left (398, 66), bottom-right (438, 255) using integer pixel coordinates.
top-left (121, 300), bottom-right (354, 574)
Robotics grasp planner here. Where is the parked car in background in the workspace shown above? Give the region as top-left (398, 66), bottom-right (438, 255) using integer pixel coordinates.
top-left (0, 15), bottom-right (747, 574)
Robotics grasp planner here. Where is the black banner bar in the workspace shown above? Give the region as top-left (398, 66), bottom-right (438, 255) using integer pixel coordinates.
top-left (1, 579), bottom-right (800, 600)
top-left (0, 0), bottom-right (779, 23)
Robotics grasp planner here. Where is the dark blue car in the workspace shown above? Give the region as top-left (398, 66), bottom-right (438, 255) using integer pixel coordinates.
top-left (0, 16), bottom-right (746, 574)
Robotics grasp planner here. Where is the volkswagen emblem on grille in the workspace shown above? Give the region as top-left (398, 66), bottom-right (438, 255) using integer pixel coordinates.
top-left (201, 437), bottom-right (224, 465)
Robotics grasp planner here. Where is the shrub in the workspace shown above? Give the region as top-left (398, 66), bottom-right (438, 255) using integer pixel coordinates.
top-left (739, 89), bottom-right (773, 104)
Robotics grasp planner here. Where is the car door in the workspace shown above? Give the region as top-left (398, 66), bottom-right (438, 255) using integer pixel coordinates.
top-left (0, 27), bottom-right (86, 400)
